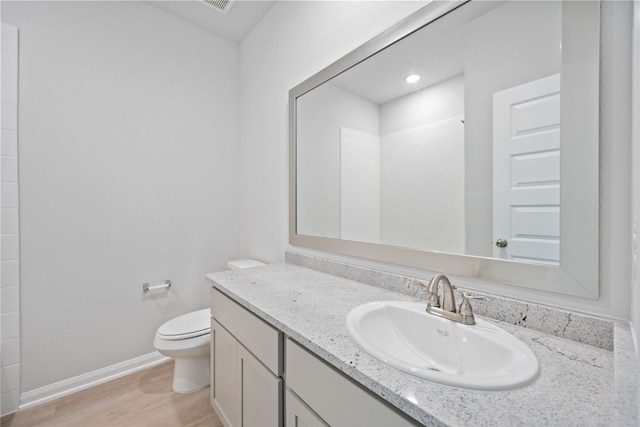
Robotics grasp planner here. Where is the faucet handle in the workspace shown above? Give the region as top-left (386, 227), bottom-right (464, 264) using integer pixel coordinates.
top-left (414, 281), bottom-right (439, 307)
top-left (458, 293), bottom-right (490, 325)
top-left (461, 292), bottom-right (490, 301)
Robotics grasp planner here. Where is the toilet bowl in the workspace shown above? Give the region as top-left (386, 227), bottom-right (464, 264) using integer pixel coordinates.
top-left (154, 309), bottom-right (211, 393)
top-left (154, 259), bottom-right (266, 393)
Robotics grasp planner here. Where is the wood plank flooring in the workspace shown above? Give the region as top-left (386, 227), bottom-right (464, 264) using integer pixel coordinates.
top-left (1, 361), bottom-right (223, 427)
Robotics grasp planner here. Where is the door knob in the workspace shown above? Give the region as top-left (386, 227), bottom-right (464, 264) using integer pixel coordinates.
top-left (495, 238), bottom-right (508, 248)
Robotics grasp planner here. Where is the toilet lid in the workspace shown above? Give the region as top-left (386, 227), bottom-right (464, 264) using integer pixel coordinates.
top-left (157, 309), bottom-right (211, 340)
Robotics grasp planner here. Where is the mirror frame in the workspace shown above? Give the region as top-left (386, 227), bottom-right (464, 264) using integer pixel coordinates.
top-left (289, 0), bottom-right (600, 298)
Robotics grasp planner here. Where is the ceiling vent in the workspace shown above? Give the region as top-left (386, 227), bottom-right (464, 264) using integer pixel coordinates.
top-left (201, 0), bottom-right (235, 14)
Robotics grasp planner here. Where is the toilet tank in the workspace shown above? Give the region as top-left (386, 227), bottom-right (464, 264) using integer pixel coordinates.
top-left (227, 259), bottom-right (266, 270)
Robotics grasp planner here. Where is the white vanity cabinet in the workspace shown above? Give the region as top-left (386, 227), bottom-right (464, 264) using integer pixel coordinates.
top-left (210, 287), bottom-right (417, 427)
top-left (285, 339), bottom-right (417, 427)
top-left (210, 288), bottom-right (283, 427)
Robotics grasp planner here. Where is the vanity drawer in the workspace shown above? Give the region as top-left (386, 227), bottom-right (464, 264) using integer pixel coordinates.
top-left (286, 339), bottom-right (416, 427)
top-left (211, 288), bottom-right (282, 375)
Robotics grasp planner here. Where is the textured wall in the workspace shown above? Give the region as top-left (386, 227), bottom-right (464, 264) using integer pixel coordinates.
top-left (380, 118), bottom-right (465, 253)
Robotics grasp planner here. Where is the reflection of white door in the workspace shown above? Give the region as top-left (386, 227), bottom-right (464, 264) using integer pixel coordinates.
top-left (493, 74), bottom-right (560, 265)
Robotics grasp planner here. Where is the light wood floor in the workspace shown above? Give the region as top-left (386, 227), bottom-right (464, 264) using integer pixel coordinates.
top-left (1, 361), bottom-right (223, 427)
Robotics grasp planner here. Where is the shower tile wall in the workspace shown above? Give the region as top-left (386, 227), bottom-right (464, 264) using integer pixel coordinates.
top-left (1, 24), bottom-right (20, 416)
top-left (380, 117), bottom-right (465, 253)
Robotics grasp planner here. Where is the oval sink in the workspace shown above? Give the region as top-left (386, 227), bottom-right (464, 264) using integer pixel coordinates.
top-left (346, 301), bottom-right (539, 390)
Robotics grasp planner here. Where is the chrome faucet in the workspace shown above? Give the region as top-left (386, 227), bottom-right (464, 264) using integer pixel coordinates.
top-left (426, 273), bottom-right (456, 312)
top-left (423, 274), bottom-right (486, 325)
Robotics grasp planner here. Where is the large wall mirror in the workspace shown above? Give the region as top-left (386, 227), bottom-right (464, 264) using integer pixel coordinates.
top-left (289, 0), bottom-right (599, 298)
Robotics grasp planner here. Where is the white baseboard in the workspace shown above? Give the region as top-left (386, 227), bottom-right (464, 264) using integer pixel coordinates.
top-left (19, 351), bottom-right (171, 410)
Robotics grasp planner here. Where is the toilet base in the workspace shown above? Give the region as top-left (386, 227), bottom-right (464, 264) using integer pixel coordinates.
top-left (172, 355), bottom-right (210, 394)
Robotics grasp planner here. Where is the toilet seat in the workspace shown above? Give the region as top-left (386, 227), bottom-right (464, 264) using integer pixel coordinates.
top-left (156, 308), bottom-right (211, 341)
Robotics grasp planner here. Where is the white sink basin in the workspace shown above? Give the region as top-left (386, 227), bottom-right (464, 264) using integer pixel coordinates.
top-left (346, 301), bottom-right (539, 390)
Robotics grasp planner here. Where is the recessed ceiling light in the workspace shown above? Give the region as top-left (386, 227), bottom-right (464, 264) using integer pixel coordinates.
top-left (405, 74), bottom-right (421, 84)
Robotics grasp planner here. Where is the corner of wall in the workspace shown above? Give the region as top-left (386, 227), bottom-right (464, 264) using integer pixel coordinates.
top-left (1, 23), bottom-right (20, 416)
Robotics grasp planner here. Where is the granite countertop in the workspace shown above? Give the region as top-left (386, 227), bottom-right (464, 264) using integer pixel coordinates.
top-left (206, 262), bottom-right (615, 426)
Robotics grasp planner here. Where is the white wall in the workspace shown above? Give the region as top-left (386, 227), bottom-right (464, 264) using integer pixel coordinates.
top-left (596, 0), bottom-right (633, 320)
top-left (296, 83), bottom-right (379, 239)
top-left (241, 0), bottom-right (633, 320)
top-left (380, 74), bottom-right (464, 136)
top-left (340, 127), bottom-right (380, 243)
top-left (238, 0), bottom-right (428, 262)
top-left (1, 1), bottom-right (242, 393)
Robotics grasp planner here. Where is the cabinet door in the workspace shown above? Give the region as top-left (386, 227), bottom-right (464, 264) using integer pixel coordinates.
top-left (286, 339), bottom-right (417, 427)
top-left (211, 288), bottom-right (282, 375)
top-left (285, 389), bottom-right (328, 427)
top-left (211, 319), bottom-right (239, 427)
top-left (238, 343), bottom-right (282, 427)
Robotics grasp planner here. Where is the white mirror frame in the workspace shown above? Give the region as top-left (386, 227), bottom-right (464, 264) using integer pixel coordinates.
top-left (289, 1), bottom-right (599, 298)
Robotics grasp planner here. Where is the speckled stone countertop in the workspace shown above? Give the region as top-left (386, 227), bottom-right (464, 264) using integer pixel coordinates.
top-left (206, 263), bottom-right (617, 426)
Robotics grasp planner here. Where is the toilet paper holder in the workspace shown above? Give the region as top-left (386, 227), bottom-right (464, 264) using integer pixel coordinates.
top-left (142, 280), bottom-right (172, 294)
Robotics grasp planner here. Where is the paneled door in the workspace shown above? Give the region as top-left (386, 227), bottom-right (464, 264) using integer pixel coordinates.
top-left (493, 74), bottom-right (560, 265)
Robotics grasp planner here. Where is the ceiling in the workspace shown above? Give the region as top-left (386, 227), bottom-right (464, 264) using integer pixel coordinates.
top-left (330, 25), bottom-right (465, 105)
top-left (328, 1), bottom-right (504, 105)
top-left (147, 0), bottom-right (276, 43)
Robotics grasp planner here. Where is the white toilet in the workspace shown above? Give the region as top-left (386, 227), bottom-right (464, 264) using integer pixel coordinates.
top-left (154, 259), bottom-right (266, 393)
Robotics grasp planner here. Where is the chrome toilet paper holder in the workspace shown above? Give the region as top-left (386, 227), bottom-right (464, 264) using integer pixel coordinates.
top-left (142, 280), bottom-right (172, 294)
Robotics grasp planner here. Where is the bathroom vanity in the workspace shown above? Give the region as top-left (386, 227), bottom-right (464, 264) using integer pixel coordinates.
top-left (206, 260), bottom-right (635, 426)
top-left (210, 285), bottom-right (413, 426)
